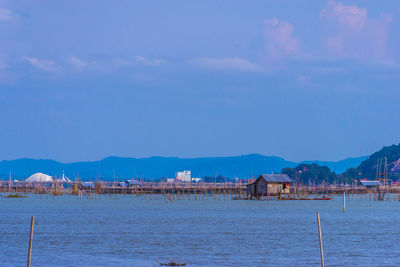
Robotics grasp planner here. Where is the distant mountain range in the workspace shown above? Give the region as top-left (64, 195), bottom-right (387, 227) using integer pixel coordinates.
top-left (0, 154), bottom-right (366, 181)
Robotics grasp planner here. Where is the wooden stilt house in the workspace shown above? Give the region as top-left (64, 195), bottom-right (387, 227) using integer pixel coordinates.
top-left (247, 174), bottom-right (292, 199)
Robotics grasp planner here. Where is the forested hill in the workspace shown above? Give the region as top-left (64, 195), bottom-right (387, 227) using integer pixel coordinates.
top-left (282, 164), bottom-right (337, 185)
top-left (0, 154), bottom-right (365, 180)
top-left (343, 143), bottom-right (400, 180)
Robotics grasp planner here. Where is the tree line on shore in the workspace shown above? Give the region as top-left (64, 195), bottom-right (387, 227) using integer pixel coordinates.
top-left (281, 143), bottom-right (400, 185)
top-left (195, 143), bottom-right (400, 185)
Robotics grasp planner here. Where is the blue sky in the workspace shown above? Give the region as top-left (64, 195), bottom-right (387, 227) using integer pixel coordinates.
top-left (0, 0), bottom-right (400, 162)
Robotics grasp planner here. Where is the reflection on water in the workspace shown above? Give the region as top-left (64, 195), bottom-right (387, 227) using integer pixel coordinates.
top-left (1, 194), bottom-right (400, 266)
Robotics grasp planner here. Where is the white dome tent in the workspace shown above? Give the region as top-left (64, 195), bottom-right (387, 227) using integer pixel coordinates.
top-left (25, 173), bottom-right (53, 183)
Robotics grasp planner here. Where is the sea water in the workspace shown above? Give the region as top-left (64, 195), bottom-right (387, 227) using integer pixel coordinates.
top-left (1, 194), bottom-right (400, 266)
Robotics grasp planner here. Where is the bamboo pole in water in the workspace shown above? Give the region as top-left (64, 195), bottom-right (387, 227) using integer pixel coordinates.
top-left (316, 212), bottom-right (324, 267)
top-left (27, 216), bottom-right (34, 267)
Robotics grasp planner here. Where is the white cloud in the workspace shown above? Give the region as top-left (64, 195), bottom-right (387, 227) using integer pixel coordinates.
top-left (66, 56), bottom-right (88, 68)
top-left (0, 8), bottom-right (13, 21)
top-left (320, 1), bottom-right (392, 61)
top-left (135, 56), bottom-right (165, 66)
top-left (264, 18), bottom-right (299, 58)
top-left (23, 57), bottom-right (60, 72)
top-left (193, 57), bottom-right (263, 72)
top-left (320, 0), bottom-right (367, 31)
top-left (112, 56), bottom-right (165, 68)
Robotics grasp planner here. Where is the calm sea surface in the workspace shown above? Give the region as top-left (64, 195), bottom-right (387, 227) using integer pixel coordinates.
top-left (1, 194), bottom-right (400, 266)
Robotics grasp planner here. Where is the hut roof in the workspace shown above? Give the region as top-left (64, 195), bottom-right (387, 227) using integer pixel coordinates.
top-left (258, 174), bottom-right (292, 183)
top-left (126, 179), bottom-right (140, 185)
top-left (360, 180), bottom-right (380, 186)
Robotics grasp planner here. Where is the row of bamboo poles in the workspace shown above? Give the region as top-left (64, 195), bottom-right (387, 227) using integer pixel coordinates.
top-left (2, 181), bottom-right (400, 202)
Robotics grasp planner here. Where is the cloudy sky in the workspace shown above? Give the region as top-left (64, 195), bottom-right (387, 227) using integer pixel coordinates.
top-left (0, 0), bottom-right (399, 162)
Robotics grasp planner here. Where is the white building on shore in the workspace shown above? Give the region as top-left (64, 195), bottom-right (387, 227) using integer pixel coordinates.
top-left (175, 170), bottom-right (191, 182)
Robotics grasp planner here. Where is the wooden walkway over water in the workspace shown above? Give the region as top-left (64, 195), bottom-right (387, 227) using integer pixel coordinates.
top-left (1, 181), bottom-right (400, 200)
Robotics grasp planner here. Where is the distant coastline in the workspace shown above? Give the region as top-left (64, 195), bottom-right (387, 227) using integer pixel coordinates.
top-left (0, 154), bottom-right (366, 180)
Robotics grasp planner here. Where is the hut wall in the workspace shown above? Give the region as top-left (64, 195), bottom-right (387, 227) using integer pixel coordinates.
top-left (253, 178), bottom-right (290, 197)
top-left (255, 178), bottom-right (268, 196)
top-left (267, 183), bottom-right (282, 194)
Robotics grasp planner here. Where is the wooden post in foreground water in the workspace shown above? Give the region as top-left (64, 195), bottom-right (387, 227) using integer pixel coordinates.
top-left (316, 212), bottom-right (324, 267)
top-left (27, 216), bottom-right (34, 267)
top-left (343, 191), bottom-right (346, 212)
